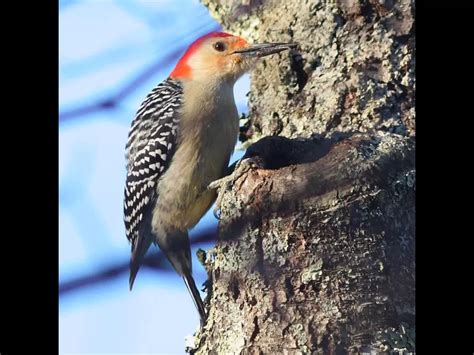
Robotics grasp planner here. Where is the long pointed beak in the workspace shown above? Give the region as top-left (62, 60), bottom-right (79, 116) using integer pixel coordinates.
top-left (232, 43), bottom-right (297, 58)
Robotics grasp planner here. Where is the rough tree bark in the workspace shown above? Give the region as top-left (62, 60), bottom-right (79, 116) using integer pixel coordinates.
top-left (188, 0), bottom-right (415, 353)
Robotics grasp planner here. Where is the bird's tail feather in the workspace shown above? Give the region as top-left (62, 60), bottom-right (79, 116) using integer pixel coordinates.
top-left (129, 235), bottom-right (153, 291)
top-left (182, 272), bottom-right (207, 326)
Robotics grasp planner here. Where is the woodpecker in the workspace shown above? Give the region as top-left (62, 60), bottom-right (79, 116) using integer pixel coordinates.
top-left (124, 31), bottom-right (295, 325)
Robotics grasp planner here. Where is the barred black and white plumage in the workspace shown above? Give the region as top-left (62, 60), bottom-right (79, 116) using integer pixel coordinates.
top-left (123, 78), bottom-right (183, 279)
top-left (120, 30), bottom-right (293, 328)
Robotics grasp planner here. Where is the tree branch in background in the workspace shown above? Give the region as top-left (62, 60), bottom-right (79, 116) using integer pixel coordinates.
top-left (59, 227), bottom-right (217, 296)
top-left (59, 24), bottom-right (220, 123)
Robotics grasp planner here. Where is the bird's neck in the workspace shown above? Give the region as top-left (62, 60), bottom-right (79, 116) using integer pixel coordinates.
top-left (180, 78), bottom-right (237, 120)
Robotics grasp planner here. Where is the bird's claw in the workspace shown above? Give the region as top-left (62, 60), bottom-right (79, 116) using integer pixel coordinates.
top-left (208, 175), bottom-right (232, 191)
top-left (208, 157), bottom-right (263, 219)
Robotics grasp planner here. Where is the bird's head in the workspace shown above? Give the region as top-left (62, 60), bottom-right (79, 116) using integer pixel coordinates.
top-left (170, 32), bottom-right (296, 84)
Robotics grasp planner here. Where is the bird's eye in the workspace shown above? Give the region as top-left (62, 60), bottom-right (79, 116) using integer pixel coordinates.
top-left (213, 41), bottom-right (226, 52)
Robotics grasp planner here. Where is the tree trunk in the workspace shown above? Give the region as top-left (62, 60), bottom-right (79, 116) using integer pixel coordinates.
top-left (189, 0), bottom-right (415, 353)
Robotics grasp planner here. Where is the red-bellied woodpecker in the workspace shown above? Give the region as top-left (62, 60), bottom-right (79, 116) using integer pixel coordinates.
top-left (124, 31), bottom-right (295, 325)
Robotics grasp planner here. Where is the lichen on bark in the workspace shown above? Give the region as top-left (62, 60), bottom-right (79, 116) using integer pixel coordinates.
top-left (189, 0), bottom-right (415, 353)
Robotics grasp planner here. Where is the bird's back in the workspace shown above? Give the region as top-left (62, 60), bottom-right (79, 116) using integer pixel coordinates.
top-left (124, 78), bottom-right (183, 250)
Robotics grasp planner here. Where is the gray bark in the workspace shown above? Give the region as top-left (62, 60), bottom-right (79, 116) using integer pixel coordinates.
top-left (188, 0), bottom-right (415, 353)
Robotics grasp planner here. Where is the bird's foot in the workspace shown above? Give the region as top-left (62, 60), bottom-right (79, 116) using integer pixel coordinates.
top-left (208, 157), bottom-right (263, 218)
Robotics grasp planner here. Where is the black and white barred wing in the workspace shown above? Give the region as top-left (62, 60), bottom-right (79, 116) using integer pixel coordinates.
top-left (124, 78), bottom-right (183, 257)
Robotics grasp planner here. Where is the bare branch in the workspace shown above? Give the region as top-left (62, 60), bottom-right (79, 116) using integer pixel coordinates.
top-left (59, 227), bottom-right (217, 296)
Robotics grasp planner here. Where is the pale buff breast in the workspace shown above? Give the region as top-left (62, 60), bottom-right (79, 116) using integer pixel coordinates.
top-left (152, 80), bottom-right (239, 232)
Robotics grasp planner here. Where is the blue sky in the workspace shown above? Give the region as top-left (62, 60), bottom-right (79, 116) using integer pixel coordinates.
top-left (59, 1), bottom-right (249, 353)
